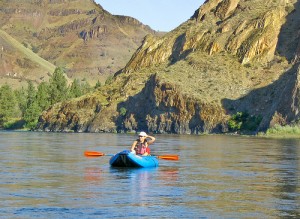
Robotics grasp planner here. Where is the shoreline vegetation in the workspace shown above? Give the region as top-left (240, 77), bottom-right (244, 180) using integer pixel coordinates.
top-left (260, 124), bottom-right (300, 138)
top-left (2, 124), bottom-right (300, 139)
top-left (0, 67), bottom-right (101, 131)
top-left (1, 80), bottom-right (299, 138)
top-left (2, 99), bottom-right (300, 138)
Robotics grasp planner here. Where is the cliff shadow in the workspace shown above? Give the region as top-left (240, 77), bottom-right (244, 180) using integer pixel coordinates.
top-left (169, 33), bottom-right (193, 64)
top-left (116, 63), bottom-right (300, 134)
top-left (222, 0), bottom-right (300, 132)
top-left (116, 74), bottom-right (166, 133)
top-left (276, 0), bottom-right (300, 62)
top-left (221, 64), bottom-right (299, 131)
top-left (116, 74), bottom-right (205, 134)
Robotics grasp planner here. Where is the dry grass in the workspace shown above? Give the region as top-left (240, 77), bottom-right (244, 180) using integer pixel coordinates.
top-left (149, 51), bottom-right (290, 105)
top-left (0, 30), bottom-right (56, 72)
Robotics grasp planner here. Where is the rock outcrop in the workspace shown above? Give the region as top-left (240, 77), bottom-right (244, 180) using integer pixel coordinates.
top-left (37, 0), bottom-right (300, 134)
top-left (37, 74), bottom-right (228, 133)
top-left (118, 74), bottom-right (228, 134)
top-left (124, 0), bottom-right (288, 73)
top-left (37, 95), bottom-right (102, 132)
top-left (0, 0), bottom-right (156, 88)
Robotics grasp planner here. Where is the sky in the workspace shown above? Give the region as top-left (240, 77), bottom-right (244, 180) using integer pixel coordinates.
top-left (95, 0), bottom-right (205, 32)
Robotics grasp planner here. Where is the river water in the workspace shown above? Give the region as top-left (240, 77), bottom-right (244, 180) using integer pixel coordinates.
top-left (0, 131), bottom-right (299, 218)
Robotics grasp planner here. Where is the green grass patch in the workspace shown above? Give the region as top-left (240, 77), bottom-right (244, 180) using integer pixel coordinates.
top-left (265, 124), bottom-right (300, 137)
top-left (0, 29), bottom-right (56, 73)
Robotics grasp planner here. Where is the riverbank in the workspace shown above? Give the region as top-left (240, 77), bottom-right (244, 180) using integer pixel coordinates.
top-left (2, 123), bottom-right (300, 138)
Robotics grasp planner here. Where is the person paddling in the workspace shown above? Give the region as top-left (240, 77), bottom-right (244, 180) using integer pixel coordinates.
top-left (130, 131), bottom-right (155, 156)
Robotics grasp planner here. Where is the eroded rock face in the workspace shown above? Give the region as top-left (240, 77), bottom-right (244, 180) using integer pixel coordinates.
top-left (118, 74), bottom-right (228, 134)
top-left (124, 0), bottom-right (290, 72)
top-left (37, 74), bottom-right (228, 134)
top-left (36, 0), bottom-right (300, 134)
top-left (36, 96), bottom-right (102, 132)
top-left (268, 64), bottom-right (300, 128)
top-left (215, 0), bottom-right (240, 20)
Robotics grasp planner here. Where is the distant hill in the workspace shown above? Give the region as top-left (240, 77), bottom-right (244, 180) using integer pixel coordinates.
top-left (0, 0), bottom-right (157, 88)
top-left (37, 0), bottom-right (300, 134)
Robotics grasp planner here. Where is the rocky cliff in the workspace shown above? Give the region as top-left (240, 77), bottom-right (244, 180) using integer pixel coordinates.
top-left (0, 0), bottom-right (156, 88)
top-left (37, 0), bottom-right (300, 134)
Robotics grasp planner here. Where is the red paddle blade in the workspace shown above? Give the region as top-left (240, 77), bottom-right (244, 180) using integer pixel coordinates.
top-left (84, 151), bottom-right (105, 157)
top-left (156, 155), bottom-right (179, 160)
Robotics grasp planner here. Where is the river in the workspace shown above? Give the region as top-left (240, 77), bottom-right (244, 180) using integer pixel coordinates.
top-left (0, 131), bottom-right (299, 218)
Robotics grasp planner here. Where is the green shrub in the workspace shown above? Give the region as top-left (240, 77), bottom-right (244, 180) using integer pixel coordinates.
top-left (266, 124), bottom-right (300, 135)
top-left (24, 121), bottom-right (39, 130)
top-left (119, 107), bottom-right (127, 117)
top-left (228, 111), bottom-right (262, 132)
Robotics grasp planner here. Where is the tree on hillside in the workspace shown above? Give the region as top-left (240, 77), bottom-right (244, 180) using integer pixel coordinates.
top-left (48, 67), bottom-right (68, 105)
top-left (68, 78), bottom-right (92, 99)
top-left (1, 68), bottom-right (95, 130)
top-left (14, 87), bottom-right (28, 117)
top-left (36, 82), bottom-right (50, 110)
top-left (23, 101), bottom-right (41, 129)
top-left (26, 81), bottom-right (36, 108)
top-left (23, 81), bottom-right (41, 129)
top-left (69, 79), bottom-right (82, 98)
top-left (0, 84), bottom-right (19, 123)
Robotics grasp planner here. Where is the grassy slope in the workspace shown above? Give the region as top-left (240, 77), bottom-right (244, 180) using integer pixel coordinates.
top-left (111, 50), bottom-right (290, 107)
top-left (0, 29), bottom-right (56, 73)
top-left (114, 0), bottom-right (294, 105)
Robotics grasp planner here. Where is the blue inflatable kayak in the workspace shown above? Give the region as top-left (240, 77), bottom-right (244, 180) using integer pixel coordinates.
top-left (109, 150), bottom-right (159, 168)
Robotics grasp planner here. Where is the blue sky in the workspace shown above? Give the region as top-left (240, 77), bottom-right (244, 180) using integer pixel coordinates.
top-left (95, 0), bottom-right (204, 32)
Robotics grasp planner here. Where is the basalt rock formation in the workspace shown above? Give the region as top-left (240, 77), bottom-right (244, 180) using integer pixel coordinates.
top-left (37, 0), bottom-right (300, 134)
top-left (123, 0), bottom-right (288, 73)
top-left (0, 0), bottom-right (156, 88)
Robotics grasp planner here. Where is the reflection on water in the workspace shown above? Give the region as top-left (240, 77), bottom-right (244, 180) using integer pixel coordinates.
top-left (84, 167), bottom-right (103, 182)
top-left (108, 167), bottom-right (180, 204)
top-left (0, 132), bottom-right (300, 218)
top-left (274, 139), bottom-right (299, 218)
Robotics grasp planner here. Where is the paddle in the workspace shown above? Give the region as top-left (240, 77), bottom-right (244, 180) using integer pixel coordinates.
top-left (84, 151), bottom-right (114, 157)
top-left (84, 150), bottom-right (179, 160)
top-left (152, 154), bottom-right (179, 161)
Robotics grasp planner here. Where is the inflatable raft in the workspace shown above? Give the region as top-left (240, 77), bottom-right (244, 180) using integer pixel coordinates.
top-left (109, 150), bottom-right (159, 168)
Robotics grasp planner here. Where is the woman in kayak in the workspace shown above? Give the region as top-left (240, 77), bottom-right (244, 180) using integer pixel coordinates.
top-left (130, 131), bottom-right (156, 156)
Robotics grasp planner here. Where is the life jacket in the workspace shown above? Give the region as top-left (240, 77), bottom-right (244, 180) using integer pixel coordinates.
top-left (135, 139), bottom-right (150, 154)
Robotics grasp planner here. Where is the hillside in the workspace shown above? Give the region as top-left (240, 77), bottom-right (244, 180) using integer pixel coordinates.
top-left (0, 28), bottom-right (56, 87)
top-left (37, 0), bottom-right (300, 134)
top-left (0, 0), bottom-right (156, 88)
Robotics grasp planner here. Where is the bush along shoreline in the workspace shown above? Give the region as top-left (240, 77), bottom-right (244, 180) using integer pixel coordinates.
top-left (0, 67), bottom-right (98, 130)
